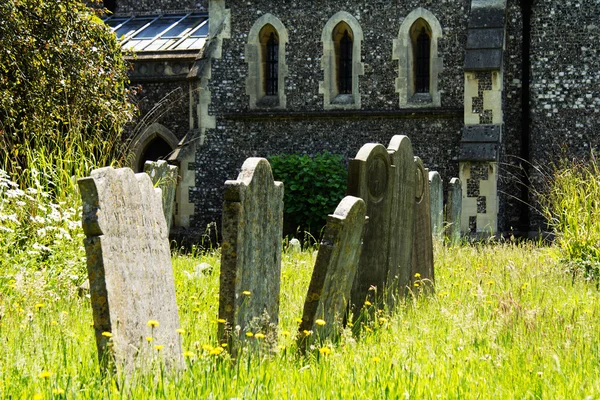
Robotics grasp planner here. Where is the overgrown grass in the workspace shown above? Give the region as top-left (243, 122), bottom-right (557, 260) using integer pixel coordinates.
top-left (2, 242), bottom-right (600, 398)
top-left (542, 156), bottom-right (600, 281)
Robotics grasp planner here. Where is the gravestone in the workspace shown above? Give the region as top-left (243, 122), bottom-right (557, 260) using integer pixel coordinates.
top-left (446, 177), bottom-right (462, 244)
top-left (144, 160), bottom-right (178, 232)
top-left (429, 171), bottom-right (443, 238)
top-left (78, 167), bottom-right (181, 372)
top-left (347, 143), bottom-right (394, 313)
top-left (298, 196), bottom-right (367, 350)
top-left (219, 158), bottom-right (284, 348)
top-left (411, 157), bottom-right (435, 292)
top-left (386, 135), bottom-right (415, 303)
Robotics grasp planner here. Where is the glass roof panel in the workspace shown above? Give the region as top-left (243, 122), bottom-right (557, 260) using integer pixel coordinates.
top-left (133, 17), bottom-right (183, 39)
top-left (162, 16), bottom-right (206, 38)
top-left (115, 18), bottom-right (152, 38)
top-left (190, 21), bottom-right (209, 37)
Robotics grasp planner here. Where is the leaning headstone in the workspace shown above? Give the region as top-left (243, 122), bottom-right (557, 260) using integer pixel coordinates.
top-left (411, 157), bottom-right (435, 292)
top-left (429, 171), bottom-right (443, 238)
top-left (386, 135), bottom-right (415, 303)
top-left (298, 196), bottom-right (367, 350)
top-left (446, 177), bottom-right (462, 244)
top-left (347, 143), bottom-right (394, 314)
top-left (219, 158), bottom-right (284, 349)
top-left (144, 160), bottom-right (178, 232)
top-left (78, 167), bottom-right (181, 372)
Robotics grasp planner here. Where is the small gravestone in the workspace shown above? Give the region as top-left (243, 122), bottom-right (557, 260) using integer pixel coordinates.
top-left (219, 158), bottom-right (284, 349)
top-left (446, 177), bottom-right (462, 244)
top-left (347, 143), bottom-right (394, 314)
top-left (144, 160), bottom-right (178, 232)
top-left (298, 196), bottom-right (367, 350)
top-left (78, 167), bottom-right (181, 372)
top-left (411, 157), bottom-right (434, 292)
top-left (429, 171), bottom-right (443, 238)
top-left (387, 135), bottom-right (416, 303)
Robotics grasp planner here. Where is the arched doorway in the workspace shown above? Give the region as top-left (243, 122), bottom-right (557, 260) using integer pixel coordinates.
top-left (130, 123), bottom-right (180, 172)
top-left (137, 136), bottom-right (173, 172)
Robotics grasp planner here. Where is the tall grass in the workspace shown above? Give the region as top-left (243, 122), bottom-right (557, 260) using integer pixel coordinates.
top-left (541, 156), bottom-right (600, 280)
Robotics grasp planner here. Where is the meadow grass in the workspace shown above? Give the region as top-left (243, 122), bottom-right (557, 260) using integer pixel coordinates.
top-left (1, 241), bottom-right (599, 399)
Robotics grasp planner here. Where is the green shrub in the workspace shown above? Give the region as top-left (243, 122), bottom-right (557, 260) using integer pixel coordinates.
top-left (268, 152), bottom-right (347, 238)
top-left (541, 156), bottom-right (600, 282)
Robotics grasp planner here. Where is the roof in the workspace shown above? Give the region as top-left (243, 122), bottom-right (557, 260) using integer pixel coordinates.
top-left (104, 13), bottom-right (208, 52)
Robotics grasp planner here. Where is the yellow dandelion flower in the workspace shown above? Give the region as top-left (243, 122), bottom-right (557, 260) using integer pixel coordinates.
top-left (255, 333), bottom-right (265, 339)
top-left (193, 308), bottom-right (202, 312)
top-left (414, 273), bottom-right (421, 278)
top-left (176, 328), bottom-right (185, 334)
top-left (38, 371), bottom-right (51, 379)
top-left (101, 331), bottom-right (113, 338)
top-left (464, 280), bottom-right (473, 285)
top-left (210, 347), bottom-right (224, 356)
top-left (281, 330), bottom-right (291, 337)
top-left (319, 347), bottom-right (332, 355)
top-left (378, 317), bottom-right (388, 324)
top-left (202, 344), bottom-right (214, 351)
top-left (154, 345), bottom-right (164, 351)
top-left (51, 321), bottom-right (57, 325)
top-left (246, 332), bottom-right (254, 337)
top-left (33, 394), bottom-right (43, 400)
top-left (242, 290), bottom-right (251, 296)
top-left (372, 356), bottom-right (381, 363)
top-left (487, 281), bottom-right (495, 285)
top-left (147, 320), bottom-right (160, 328)
top-left (303, 330), bottom-right (312, 336)
top-left (347, 322), bottom-right (354, 327)
top-left (217, 318), bottom-right (226, 324)
top-left (364, 301), bottom-right (372, 306)
top-left (295, 317), bottom-right (303, 323)
top-left (522, 283), bottom-right (529, 289)
top-left (35, 303), bottom-right (44, 310)
top-left (52, 388), bottom-right (65, 395)
top-left (146, 336), bottom-right (153, 342)
top-left (183, 351), bottom-right (195, 358)
top-left (220, 343), bottom-right (228, 347)
top-left (190, 296), bottom-right (198, 301)
top-left (315, 319), bottom-right (326, 326)
top-left (414, 282), bottom-right (420, 287)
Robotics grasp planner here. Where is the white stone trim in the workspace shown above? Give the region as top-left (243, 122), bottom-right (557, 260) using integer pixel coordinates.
top-left (319, 11), bottom-right (364, 110)
top-left (393, 8), bottom-right (443, 108)
top-left (245, 14), bottom-right (289, 109)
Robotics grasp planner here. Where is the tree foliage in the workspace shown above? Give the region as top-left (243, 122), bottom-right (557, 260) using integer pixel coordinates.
top-left (0, 0), bottom-right (134, 179)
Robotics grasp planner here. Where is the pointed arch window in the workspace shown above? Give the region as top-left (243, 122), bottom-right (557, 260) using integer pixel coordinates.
top-left (415, 27), bottom-right (431, 93)
top-left (261, 27), bottom-right (279, 96)
top-left (336, 28), bottom-right (353, 94)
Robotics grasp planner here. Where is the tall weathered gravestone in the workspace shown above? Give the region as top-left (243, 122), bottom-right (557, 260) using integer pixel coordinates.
top-left (412, 158), bottom-right (434, 291)
top-left (347, 144), bottom-right (394, 313)
top-left (144, 160), bottom-right (178, 232)
top-left (219, 158), bottom-right (284, 347)
top-left (429, 171), bottom-right (443, 238)
top-left (386, 135), bottom-right (415, 303)
top-left (446, 177), bottom-right (462, 244)
top-left (299, 196), bottom-right (367, 349)
top-left (78, 167), bottom-right (181, 372)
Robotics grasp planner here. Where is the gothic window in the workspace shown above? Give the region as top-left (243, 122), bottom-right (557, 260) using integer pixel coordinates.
top-left (246, 15), bottom-right (288, 109)
top-left (411, 20), bottom-right (432, 95)
top-left (320, 12), bottom-right (364, 110)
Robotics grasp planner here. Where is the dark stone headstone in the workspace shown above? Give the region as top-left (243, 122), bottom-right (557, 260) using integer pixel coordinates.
top-left (78, 167), bottom-right (181, 373)
top-left (386, 135), bottom-right (415, 302)
top-left (347, 143), bottom-right (394, 312)
top-left (298, 196), bottom-right (367, 349)
top-left (411, 157), bottom-right (434, 292)
top-left (219, 158), bottom-right (284, 348)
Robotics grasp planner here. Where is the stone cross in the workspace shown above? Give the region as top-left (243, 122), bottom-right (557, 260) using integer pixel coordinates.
top-left (429, 171), bottom-right (443, 238)
top-left (386, 135), bottom-right (415, 303)
top-left (298, 196), bottom-right (367, 350)
top-left (78, 167), bottom-right (181, 373)
top-left (219, 158), bottom-right (284, 349)
top-left (347, 143), bottom-right (394, 313)
top-left (144, 160), bottom-right (178, 232)
top-left (411, 157), bottom-right (435, 292)
top-left (446, 177), bottom-right (462, 244)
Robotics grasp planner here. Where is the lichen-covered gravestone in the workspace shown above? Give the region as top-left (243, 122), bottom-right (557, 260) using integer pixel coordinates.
top-left (446, 177), bottom-right (462, 244)
top-left (411, 157), bottom-right (434, 292)
top-left (144, 160), bottom-right (178, 232)
top-left (386, 135), bottom-right (415, 302)
top-left (219, 158), bottom-right (284, 349)
top-left (78, 167), bottom-right (181, 372)
top-left (298, 196), bottom-right (367, 350)
top-left (429, 171), bottom-right (443, 238)
top-left (347, 143), bottom-right (394, 313)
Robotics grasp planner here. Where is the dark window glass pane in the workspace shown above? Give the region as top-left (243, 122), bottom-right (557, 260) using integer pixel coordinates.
top-left (115, 19), bottom-right (152, 38)
top-left (163, 16), bottom-right (207, 37)
top-left (339, 30), bottom-right (353, 94)
top-left (106, 17), bottom-right (129, 28)
top-left (265, 32), bottom-right (278, 95)
top-left (190, 19), bottom-right (209, 37)
top-left (134, 17), bottom-right (183, 39)
top-left (415, 28), bottom-right (431, 93)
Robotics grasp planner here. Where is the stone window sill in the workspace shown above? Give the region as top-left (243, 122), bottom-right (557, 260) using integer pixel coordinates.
top-left (256, 95), bottom-right (281, 108)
